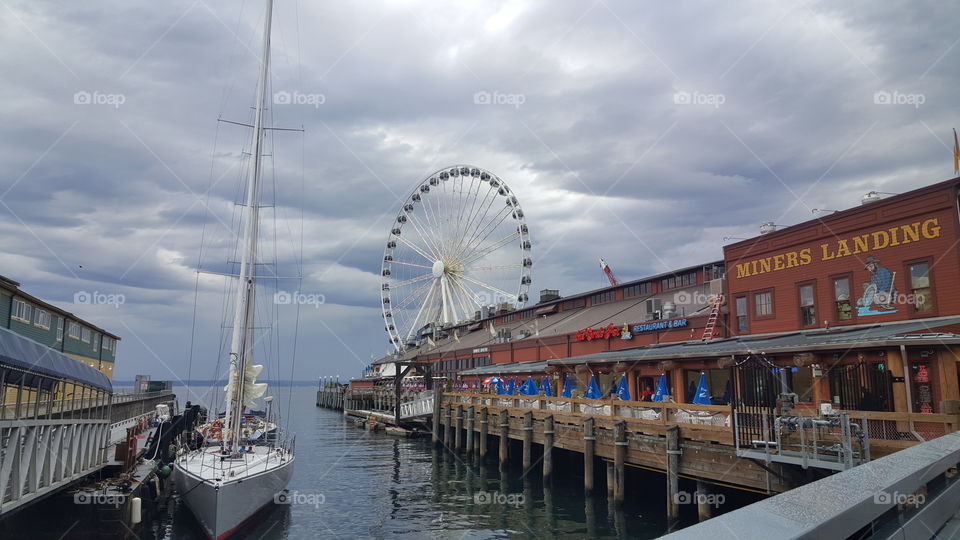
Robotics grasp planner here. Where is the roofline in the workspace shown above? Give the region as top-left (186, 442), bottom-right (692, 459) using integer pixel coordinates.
top-left (726, 176), bottom-right (960, 250)
top-left (439, 258), bottom-right (724, 333)
top-left (0, 280), bottom-right (122, 340)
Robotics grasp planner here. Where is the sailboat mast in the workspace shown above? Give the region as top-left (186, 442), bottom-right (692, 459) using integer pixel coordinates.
top-left (225, 0), bottom-right (273, 454)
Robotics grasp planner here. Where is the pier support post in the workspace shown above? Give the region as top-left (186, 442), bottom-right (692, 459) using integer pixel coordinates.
top-left (606, 462), bottom-right (614, 497)
top-left (466, 407), bottom-right (475, 454)
top-left (613, 421), bottom-right (626, 504)
top-left (583, 418), bottom-right (595, 495)
top-left (432, 389), bottom-right (442, 445)
top-left (455, 405), bottom-right (464, 451)
top-left (444, 404), bottom-right (453, 449)
top-left (696, 479), bottom-right (712, 522)
top-left (666, 425), bottom-right (680, 522)
top-left (479, 408), bottom-right (489, 457)
top-left (522, 411), bottom-right (533, 472)
top-left (499, 409), bottom-right (509, 470)
top-left (543, 415), bottom-right (554, 482)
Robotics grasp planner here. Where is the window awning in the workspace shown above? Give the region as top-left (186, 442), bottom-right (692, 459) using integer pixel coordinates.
top-left (535, 304), bottom-right (558, 316)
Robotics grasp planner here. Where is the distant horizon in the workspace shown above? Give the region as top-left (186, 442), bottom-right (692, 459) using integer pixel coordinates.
top-left (112, 379), bottom-right (335, 387)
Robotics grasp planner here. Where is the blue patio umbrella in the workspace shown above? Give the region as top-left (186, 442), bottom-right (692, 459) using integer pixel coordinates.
top-left (584, 375), bottom-right (603, 399)
top-left (505, 378), bottom-right (516, 395)
top-left (692, 372), bottom-right (712, 405)
top-left (542, 377), bottom-right (554, 397)
top-left (561, 376), bottom-right (573, 398)
top-left (519, 376), bottom-right (539, 396)
top-left (493, 377), bottom-right (506, 395)
top-left (616, 374), bottom-right (631, 401)
top-left (651, 374), bottom-right (669, 402)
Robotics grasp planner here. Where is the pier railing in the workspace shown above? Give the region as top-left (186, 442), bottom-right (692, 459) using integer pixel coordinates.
top-left (443, 392), bottom-right (960, 453)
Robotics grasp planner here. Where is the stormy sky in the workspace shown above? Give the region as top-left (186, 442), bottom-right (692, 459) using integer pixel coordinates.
top-left (1, 0), bottom-right (958, 386)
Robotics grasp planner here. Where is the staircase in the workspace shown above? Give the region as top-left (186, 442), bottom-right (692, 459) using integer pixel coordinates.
top-left (701, 294), bottom-right (724, 341)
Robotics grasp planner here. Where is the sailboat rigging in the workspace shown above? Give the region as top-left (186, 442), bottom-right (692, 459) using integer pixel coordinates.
top-left (173, 1), bottom-right (296, 538)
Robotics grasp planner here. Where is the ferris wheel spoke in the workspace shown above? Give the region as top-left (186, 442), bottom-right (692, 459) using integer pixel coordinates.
top-left (396, 234), bottom-right (437, 263)
top-left (462, 264), bottom-right (522, 272)
top-left (394, 279), bottom-right (434, 310)
top-left (458, 206), bottom-right (514, 261)
top-left (390, 260), bottom-right (433, 270)
top-left (391, 273), bottom-right (433, 288)
top-left (439, 274), bottom-right (455, 325)
top-left (459, 274), bottom-right (517, 304)
top-left (448, 276), bottom-right (477, 321)
top-left (460, 231), bottom-right (520, 266)
top-left (404, 213), bottom-right (443, 258)
top-left (419, 192), bottom-right (446, 255)
top-left (406, 278), bottom-right (439, 342)
top-left (454, 185), bottom-right (499, 257)
top-left (448, 274), bottom-right (483, 311)
top-left (459, 181), bottom-right (490, 248)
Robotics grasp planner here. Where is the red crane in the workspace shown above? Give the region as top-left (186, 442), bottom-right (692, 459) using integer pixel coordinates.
top-left (599, 257), bottom-right (619, 286)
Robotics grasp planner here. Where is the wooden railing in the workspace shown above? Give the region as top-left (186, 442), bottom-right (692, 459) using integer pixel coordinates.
top-left (441, 392), bottom-right (960, 448)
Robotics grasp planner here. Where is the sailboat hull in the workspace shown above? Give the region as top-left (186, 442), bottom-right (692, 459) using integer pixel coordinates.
top-left (174, 452), bottom-right (294, 539)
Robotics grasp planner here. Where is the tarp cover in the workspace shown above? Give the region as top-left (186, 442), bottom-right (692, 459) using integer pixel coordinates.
top-left (0, 326), bottom-right (112, 391)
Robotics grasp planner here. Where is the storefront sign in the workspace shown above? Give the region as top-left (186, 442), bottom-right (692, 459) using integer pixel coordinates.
top-left (472, 347), bottom-right (489, 353)
top-left (733, 218), bottom-right (942, 279)
top-left (575, 323), bottom-right (620, 341)
top-left (633, 318), bottom-right (688, 333)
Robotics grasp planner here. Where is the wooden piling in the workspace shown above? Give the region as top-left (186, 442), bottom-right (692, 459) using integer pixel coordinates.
top-left (696, 479), bottom-right (712, 522)
top-left (466, 407), bottom-right (475, 454)
top-left (606, 462), bottom-right (614, 497)
top-left (522, 411), bottom-right (533, 472)
top-left (666, 424), bottom-right (680, 522)
top-left (498, 409), bottom-right (509, 470)
top-left (479, 408), bottom-right (489, 457)
top-left (583, 417), bottom-right (595, 495)
top-left (455, 405), bottom-right (464, 451)
top-left (613, 421), bottom-right (626, 504)
top-left (431, 389), bottom-right (442, 445)
top-left (443, 404), bottom-right (453, 449)
top-left (543, 415), bottom-right (554, 482)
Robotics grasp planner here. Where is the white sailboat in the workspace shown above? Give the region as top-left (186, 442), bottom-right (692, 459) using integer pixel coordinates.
top-left (173, 1), bottom-right (295, 538)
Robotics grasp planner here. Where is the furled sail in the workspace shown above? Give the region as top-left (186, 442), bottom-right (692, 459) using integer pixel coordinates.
top-left (225, 362), bottom-right (268, 409)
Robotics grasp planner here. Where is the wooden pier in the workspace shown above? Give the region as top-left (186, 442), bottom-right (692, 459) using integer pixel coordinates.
top-left (431, 390), bottom-right (960, 510)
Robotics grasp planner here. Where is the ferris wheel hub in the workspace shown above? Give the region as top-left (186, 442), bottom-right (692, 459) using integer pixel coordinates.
top-left (432, 260), bottom-right (445, 278)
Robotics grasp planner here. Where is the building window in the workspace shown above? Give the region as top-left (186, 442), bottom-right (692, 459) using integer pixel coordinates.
top-left (520, 309), bottom-right (534, 320)
top-left (833, 276), bottom-right (853, 321)
top-left (798, 283), bottom-right (816, 327)
top-left (753, 290), bottom-right (773, 318)
top-left (589, 291), bottom-right (615, 305)
top-left (68, 322), bottom-right (81, 339)
top-left (33, 308), bottom-right (51, 329)
top-left (81, 327), bottom-right (91, 343)
top-left (56, 318), bottom-right (64, 341)
top-left (735, 296), bottom-right (748, 332)
top-left (502, 313), bottom-right (516, 323)
top-left (562, 298), bottom-right (585, 310)
top-left (907, 261), bottom-right (934, 312)
top-left (92, 334), bottom-right (99, 352)
top-left (623, 282), bottom-right (652, 298)
top-left (661, 272), bottom-right (697, 291)
top-left (11, 299), bottom-right (31, 322)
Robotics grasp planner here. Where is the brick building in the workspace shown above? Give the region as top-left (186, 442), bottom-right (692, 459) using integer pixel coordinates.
top-left (361, 176), bottom-right (960, 426)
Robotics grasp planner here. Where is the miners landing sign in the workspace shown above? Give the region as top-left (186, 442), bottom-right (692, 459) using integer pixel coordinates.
top-left (733, 218), bottom-right (942, 279)
top-left (575, 323), bottom-right (621, 341)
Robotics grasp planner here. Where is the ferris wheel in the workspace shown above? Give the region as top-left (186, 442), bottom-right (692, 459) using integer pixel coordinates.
top-left (381, 165), bottom-right (533, 351)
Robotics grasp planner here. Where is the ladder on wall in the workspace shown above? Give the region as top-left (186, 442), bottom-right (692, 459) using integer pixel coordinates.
top-left (701, 294), bottom-right (724, 341)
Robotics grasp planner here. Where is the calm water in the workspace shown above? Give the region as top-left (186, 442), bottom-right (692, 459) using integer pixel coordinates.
top-left (7, 386), bottom-right (761, 539)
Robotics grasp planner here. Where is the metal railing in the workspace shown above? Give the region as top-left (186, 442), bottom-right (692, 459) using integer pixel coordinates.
top-left (662, 431), bottom-right (960, 539)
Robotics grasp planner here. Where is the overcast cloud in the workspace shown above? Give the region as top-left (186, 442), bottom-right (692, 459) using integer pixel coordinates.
top-left (1, 0), bottom-right (958, 384)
